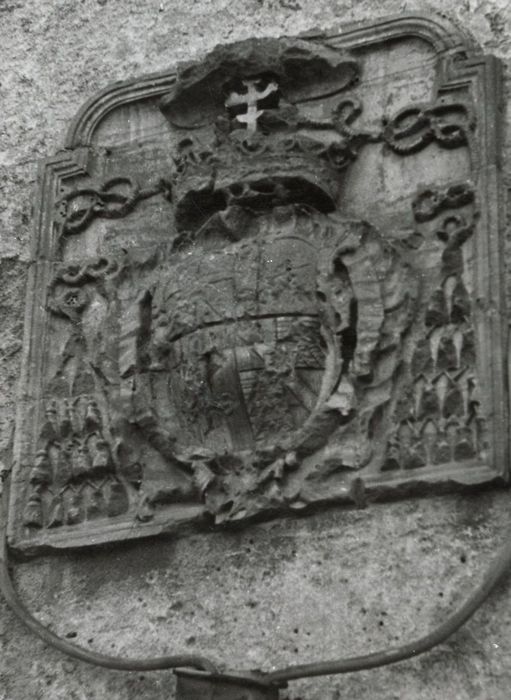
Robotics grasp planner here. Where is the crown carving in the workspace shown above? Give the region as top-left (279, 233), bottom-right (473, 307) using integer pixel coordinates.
top-left (172, 130), bottom-right (357, 227)
top-left (160, 37), bottom-right (361, 230)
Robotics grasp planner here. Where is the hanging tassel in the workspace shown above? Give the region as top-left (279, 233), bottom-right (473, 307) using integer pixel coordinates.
top-left (84, 399), bottom-right (102, 433)
top-left (66, 490), bottom-right (83, 525)
top-left (87, 487), bottom-right (106, 520)
top-left (48, 495), bottom-right (64, 528)
top-left (23, 490), bottom-right (43, 528)
top-left (29, 450), bottom-right (53, 486)
top-left (106, 480), bottom-right (129, 517)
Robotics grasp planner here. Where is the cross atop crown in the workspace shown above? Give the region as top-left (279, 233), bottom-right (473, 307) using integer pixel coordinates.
top-left (224, 76), bottom-right (280, 132)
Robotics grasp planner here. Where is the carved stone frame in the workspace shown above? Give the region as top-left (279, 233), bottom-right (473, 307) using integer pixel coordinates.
top-left (8, 13), bottom-right (508, 555)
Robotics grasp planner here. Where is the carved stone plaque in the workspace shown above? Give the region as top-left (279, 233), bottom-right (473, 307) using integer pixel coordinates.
top-left (8, 14), bottom-right (508, 554)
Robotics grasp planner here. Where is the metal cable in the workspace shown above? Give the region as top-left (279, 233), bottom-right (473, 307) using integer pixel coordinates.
top-left (0, 478), bottom-right (218, 674)
top-left (1, 471), bottom-right (510, 683)
top-left (264, 509), bottom-right (511, 682)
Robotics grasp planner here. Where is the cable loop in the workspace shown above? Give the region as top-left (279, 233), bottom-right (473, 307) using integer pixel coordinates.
top-left (2, 473), bottom-right (510, 683)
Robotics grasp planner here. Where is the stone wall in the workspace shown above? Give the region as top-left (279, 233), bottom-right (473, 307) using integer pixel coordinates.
top-left (1, 1), bottom-right (511, 698)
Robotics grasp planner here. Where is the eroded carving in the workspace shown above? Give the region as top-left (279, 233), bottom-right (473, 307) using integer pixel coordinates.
top-left (10, 24), bottom-right (507, 553)
top-left (412, 182), bottom-right (475, 223)
top-left (383, 99), bottom-right (474, 155)
top-left (57, 176), bottom-right (172, 237)
top-left (383, 183), bottom-right (482, 471)
top-left (120, 208), bottom-right (418, 522)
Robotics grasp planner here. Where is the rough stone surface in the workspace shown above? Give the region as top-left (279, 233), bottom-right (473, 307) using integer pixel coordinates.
top-left (1, 1), bottom-right (511, 699)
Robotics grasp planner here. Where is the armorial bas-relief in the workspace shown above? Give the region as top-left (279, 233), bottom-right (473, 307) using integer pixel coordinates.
top-left (8, 15), bottom-right (508, 554)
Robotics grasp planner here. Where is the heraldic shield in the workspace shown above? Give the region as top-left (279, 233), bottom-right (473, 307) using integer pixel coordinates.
top-left (120, 208), bottom-right (417, 522)
top-left (8, 17), bottom-right (509, 553)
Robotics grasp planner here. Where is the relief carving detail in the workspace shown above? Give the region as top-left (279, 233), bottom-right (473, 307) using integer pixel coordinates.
top-left (9, 21), bottom-right (507, 553)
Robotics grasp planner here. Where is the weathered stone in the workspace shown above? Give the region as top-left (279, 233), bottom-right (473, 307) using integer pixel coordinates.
top-left (2, 4), bottom-right (511, 700)
top-left (7, 12), bottom-right (507, 557)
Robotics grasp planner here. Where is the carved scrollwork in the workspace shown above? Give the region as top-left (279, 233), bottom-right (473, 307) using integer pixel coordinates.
top-left (331, 96), bottom-right (382, 145)
top-left (47, 256), bottom-right (125, 324)
top-left (329, 95), bottom-right (475, 156)
top-left (412, 182), bottom-right (475, 222)
top-left (51, 256), bottom-right (123, 289)
top-left (383, 99), bottom-right (475, 155)
top-left (47, 288), bottom-right (90, 320)
top-left (57, 176), bottom-right (172, 236)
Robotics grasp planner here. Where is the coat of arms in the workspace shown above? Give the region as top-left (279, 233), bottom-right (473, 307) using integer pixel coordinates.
top-left (8, 15), bottom-right (508, 554)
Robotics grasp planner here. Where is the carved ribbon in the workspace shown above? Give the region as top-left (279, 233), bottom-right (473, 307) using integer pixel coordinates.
top-left (332, 96), bottom-right (381, 144)
top-left (52, 257), bottom-right (122, 287)
top-left (383, 100), bottom-right (474, 155)
top-left (58, 176), bottom-right (172, 235)
top-left (332, 96), bottom-right (474, 156)
top-left (412, 182), bottom-right (475, 222)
